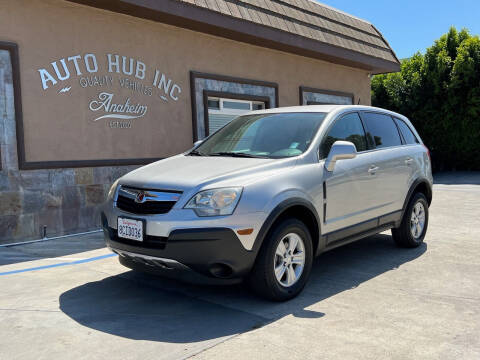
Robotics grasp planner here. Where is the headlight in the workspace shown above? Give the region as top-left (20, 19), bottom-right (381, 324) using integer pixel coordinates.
top-left (107, 179), bottom-right (119, 200)
top-left (185, 187), bottom-right (243, 216)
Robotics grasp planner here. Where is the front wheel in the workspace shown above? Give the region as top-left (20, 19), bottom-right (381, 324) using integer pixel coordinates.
top-left (392, 192), bottom-right (429, 248)
top-left (248, 218), bottom-right (313, 301)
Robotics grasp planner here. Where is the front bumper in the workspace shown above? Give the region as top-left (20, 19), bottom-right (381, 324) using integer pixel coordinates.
top-left (102, 213), bottom-right (257, 282)
top-left (102, 199), bottom-right (267, 251)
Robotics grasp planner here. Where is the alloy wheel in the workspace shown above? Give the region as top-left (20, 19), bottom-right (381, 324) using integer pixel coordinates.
top-left (410, 202), bottom-right (426, 239)
top-left (273, 233), bottom-right (306, 287)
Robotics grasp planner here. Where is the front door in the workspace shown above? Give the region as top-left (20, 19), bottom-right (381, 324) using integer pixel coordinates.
top-left (321, 112), bottom-right (377, 235)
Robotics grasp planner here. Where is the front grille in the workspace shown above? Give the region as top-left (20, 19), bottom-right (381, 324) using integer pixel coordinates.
top-left (117, 196), bottom-right (176, 214)
top-left (115, 186), bottom-right (181, 215)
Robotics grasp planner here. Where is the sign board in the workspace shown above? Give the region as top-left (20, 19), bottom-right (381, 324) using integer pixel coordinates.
top-left (38, 53), bottom-right (181, 129)
top-left (20, 51), bottom-right (192, 167)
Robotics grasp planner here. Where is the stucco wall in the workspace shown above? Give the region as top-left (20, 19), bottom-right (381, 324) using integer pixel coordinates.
top-left (0, 0), bottom-right (371, 243)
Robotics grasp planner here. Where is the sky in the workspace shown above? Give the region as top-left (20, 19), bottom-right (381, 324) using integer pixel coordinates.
top-left (318, 0), bottom-right (480, 59)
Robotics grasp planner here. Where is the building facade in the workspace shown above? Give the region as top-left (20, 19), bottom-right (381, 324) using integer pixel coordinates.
top-left (0, 0), bottom-right (399, 243)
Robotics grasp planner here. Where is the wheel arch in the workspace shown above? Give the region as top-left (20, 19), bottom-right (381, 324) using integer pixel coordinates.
top-left (252, 198), bottom-right (321, 258)
top-left (400, 178), bottom-right (432, 223)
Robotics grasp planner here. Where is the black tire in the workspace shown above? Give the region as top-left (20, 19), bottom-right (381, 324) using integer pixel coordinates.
top-left (248, 218), bottom-right (313, 301)
top-left (392, 192), bottom-right (429, 248)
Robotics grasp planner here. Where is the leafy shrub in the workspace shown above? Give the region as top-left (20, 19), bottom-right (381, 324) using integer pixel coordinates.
top-left (372, 27), bottom-right (480, 171)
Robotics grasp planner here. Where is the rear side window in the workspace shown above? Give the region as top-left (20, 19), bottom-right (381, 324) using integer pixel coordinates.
top-left (321, 112), bottom-right (367, 157)
top-left (394, 118), bottom-right (419, 144)
top-left (362, 112), bottom-right (402, 149)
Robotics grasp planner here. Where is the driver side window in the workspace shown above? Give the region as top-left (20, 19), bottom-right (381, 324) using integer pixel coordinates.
top-left (320, 112), bottom-right (367, 158)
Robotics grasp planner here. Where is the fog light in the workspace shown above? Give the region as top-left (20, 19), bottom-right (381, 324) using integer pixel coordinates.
top-left (209, 263), bottom-right (233, 278)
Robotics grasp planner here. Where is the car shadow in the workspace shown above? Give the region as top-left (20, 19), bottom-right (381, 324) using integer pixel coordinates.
top-left (59, 233), bottom-right (426, 343)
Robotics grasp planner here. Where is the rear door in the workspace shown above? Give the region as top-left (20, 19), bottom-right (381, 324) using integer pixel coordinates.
top-left (359, 112), bottom-right (409, 215)
top-left (393, 117), bottom-right (424, 200)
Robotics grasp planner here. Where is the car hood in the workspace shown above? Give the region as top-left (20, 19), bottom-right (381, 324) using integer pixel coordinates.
top-left (119, 154), bottom-right (296, 191)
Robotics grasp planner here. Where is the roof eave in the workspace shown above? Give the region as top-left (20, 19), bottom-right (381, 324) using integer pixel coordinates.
top-left (67, 0), bottom-right (401, 74)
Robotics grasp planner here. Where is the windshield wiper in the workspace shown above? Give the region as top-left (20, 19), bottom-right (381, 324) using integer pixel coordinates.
top-left (209, 152), bottom-right (268, 158)
top-left (188, 149), bottom-right (206, 156)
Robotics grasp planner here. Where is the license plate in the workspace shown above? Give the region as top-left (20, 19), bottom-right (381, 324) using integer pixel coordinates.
top-left (117, 217), bottom-right (143, 242)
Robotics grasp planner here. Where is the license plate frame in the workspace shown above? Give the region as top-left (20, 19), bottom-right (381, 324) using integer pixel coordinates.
top-left (117, 217), bottom-right (144, 242)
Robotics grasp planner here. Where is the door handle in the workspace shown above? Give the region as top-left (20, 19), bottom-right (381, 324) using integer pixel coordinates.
top-left (405, 157), bottom-right (414, 165)
top-left (368, 165), bottom-right (379, 174)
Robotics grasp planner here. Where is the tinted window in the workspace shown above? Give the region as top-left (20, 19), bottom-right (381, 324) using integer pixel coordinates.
top-left (395, 118), bottom-right (419, 144)
top-left (321, 112), bottom-right (367, 157)
top-left (362, 113), bottom-right (402, 149)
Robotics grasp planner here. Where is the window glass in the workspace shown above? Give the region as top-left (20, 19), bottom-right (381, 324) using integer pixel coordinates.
top-left (195, 112), bottom-right (326, 158)
top-left (207, 99), bottom-right (220, 109)
top-left (223, 101), bottom-right (250, 110)
top-left (395, 118), bottom-right (419, 144)
top-left (306, 101), bottom-right (329, 105)
top-left (252, 102), bottom-right (265, 110)
top-left (362, 112), bottom-right (402, 149)
top-left (321, 112), bottom-right (367, 158)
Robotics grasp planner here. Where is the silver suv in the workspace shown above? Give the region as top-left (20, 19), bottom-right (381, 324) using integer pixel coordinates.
top-left (102, 105), bottom-right (433, 301)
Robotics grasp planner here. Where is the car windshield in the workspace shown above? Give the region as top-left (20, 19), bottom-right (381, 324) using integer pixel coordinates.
top-left (191, 112), bottom-right (327, 158)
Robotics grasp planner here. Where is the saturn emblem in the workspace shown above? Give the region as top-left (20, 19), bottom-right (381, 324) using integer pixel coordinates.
top-left (135, 191), bottom-right (146, 203)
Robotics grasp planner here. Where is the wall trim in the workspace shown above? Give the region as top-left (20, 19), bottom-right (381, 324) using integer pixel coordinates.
top-left (18, 157), bottom-right (162, 170)
top-left (299, 86), bottom-right (355, 105)
top-left (0, 41), bottom-right (23, 171)
top-left (190, 71), bottom-right (279, 141)
top-left (202, 90), bottom-right (271, 136)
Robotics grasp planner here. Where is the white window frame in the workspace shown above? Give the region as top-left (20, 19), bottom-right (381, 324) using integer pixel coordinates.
top-left (207, 97), bottom-right (265, 116)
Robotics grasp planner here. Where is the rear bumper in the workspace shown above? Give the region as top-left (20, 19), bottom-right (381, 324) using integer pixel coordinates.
top-left (102, 213), bottom-right (257, 282)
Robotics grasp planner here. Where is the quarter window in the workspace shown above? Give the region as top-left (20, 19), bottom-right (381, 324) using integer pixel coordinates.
top-left (362, 112), bottom-right (402, 149)
top-left (321, 112), bottom-right (367, 158)
top-left (394, 118), bottom-right (419, 144)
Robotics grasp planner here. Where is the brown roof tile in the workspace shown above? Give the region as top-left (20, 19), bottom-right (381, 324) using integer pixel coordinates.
top-left (225, 1), bottom-right (243, 17)
top-left (215, 0), bottom-right (232, 15)
top-left (204, 0), bottom-right (220, 11)
top-left (237, 5), bottom-right (253, 20)
top-left (71, 0), bottom-right (400, 73)
top-left (194, 0), bottom-right (208, 8)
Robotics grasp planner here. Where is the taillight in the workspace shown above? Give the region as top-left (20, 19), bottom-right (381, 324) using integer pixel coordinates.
top-left (423, 145), bottom-right (431, 163)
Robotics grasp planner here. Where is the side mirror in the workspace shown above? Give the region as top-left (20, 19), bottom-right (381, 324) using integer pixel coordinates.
top-left (193, 140), bottom-right (203, 147)
top-left (324, 141), bottom-right (357, 172)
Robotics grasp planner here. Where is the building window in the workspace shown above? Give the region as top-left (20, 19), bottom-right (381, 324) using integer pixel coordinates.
top-left (206, 97), bottom-right (265, 135)
top-left (190, 71), bottom-right (278, 141)
top-left (299, 86), bottom-right (354, 106)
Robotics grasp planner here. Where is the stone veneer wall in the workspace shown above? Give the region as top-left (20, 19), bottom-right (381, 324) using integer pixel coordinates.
top-left (0, 166), bottom-right (138, 244)
top-left (0, 49), bottom-right (139, 244)
top-left (301, 90), bottom-right (353, 105)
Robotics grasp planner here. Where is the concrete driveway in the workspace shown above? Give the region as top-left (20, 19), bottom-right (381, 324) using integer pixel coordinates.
top-left (1, 173), bottom-right (479, 359)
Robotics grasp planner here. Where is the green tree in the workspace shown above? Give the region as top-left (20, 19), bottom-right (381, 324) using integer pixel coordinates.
top-left (372, 27), bottom-right (480, 170)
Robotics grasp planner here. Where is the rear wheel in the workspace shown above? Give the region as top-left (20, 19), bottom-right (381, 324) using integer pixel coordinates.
top-left (248, 218), bottom-right (313, 301)
top-left (392, 192), bottom-right (429, 248)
